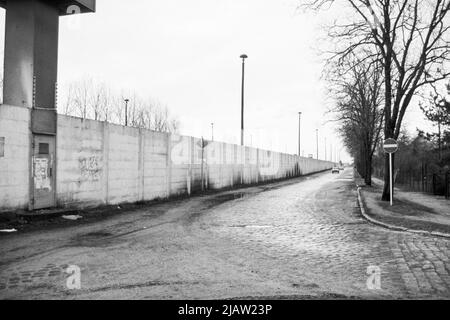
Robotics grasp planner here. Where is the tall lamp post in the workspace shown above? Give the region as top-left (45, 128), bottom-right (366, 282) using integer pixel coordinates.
top-left (298, 112), bottom-right (302, 157)
top-left (211, 123), bottom-right (214, 141)
top-left (124, 98), bottom-right (129, 126)
top-left (240, 54), bottom-right (248, 146)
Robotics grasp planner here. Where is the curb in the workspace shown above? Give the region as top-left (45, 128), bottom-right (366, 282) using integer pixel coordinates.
top-left (356, 186), bottom-right (450, 239)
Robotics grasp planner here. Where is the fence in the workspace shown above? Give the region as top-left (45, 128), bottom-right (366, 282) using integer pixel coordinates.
top-left (395, 167), bottom-right (450, 199)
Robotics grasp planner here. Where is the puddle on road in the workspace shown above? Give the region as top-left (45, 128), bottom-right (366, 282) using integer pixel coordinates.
top-left (185, 192), bottom-right (249, 225)
top-left (84, 231), bottom-right (113, 238)
top-left (69, 231), bottom-right (116, 247)
top-left (208, 193), bottom-right (247, 205)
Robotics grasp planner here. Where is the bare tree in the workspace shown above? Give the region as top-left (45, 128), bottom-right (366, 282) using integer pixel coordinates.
top-left (305, 0), bottom-right (450, 200)
top-left (330, 56), bottom-right (384, 185)
top-left (150, 101), bottom-right (180, 133)
top-left (60, 83), bottom-right (75, 116)
top-left (72, 78), bottom-right (92, 119)
top-left (101, 86), bottom-right (112, 122)
top-left (419, 81), bottom-right (450, 160)
top-left (59, 78), bottom-right (180, 133)
top-left (89, 82), bottom-right (109, 121)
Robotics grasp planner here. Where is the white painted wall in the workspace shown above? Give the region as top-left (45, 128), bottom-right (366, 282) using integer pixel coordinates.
top-left (0, 105), bottom-right (30, 211)
top-left (0, 109), bottom-right (333, 211)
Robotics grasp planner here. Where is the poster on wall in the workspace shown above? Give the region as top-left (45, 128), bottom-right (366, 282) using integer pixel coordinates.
top-left (34, 158), bottom-right (51, 190)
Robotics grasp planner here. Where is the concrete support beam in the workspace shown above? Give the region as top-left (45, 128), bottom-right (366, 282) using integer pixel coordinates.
top-left (3, 0), bottom-right (59, 111)
top-left (1, 0), bottom-right (95, 136)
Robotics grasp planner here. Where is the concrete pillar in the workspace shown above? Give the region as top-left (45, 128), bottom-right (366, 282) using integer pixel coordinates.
top-left (3, 0), bottom-right (59, 135)
top-left (3, 0), bottom-right (55, 109)
top-left (1, 0), bottom-right (95, 130)
top-left (1, 0), bottom-right (95, 210)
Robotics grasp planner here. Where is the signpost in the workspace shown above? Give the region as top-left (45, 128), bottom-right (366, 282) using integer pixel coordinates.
top-left (197, 138), bottom-right (210, 191)
top-left (383, 138), bottom-right (399, 206)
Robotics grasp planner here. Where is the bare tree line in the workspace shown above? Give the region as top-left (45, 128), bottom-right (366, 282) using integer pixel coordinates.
top-left (328, 55), bottom-right (384, 186)
top-left (59, 78), bottom-right (180, 133)
top-left (304, 0), bottom-right (450, 200)
top-left (419, 81), bottom-right (450, 161)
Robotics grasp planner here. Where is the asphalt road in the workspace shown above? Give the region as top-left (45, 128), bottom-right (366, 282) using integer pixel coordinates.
top-left (1, 168), bottom-right (449, 299)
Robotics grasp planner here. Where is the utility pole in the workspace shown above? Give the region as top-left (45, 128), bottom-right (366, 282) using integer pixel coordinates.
top-left (124, 98), bottom-right (129, 126)
top-left (211, 123), bottom-right (214, 141)
top-left (298, 112), bottom-right (302, 156)
top-left (240, 54), bottom-right (248, 146)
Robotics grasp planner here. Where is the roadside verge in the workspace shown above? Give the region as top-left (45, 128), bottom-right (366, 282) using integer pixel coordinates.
top-left (354, 172), bottom-right (450, 239)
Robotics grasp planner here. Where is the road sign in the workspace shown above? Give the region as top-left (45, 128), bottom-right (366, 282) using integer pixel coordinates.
top-left (383, 138), bottom-right (398, 154)
top-left (383, 138), bottom-right (398, 206)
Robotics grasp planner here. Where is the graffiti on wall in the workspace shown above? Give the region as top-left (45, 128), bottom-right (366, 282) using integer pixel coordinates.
top-left (79, 156), bottom-right (102, 181)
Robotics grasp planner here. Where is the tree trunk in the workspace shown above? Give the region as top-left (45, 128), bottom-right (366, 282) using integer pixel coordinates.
top-left (438, 121), bottom-right (442, 162)
top-left (365, 156), bottom-right (372, 186)
top-left (359, 148), bottom-right (366, 180)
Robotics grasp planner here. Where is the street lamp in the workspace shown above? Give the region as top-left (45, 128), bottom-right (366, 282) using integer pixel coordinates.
top-left (298, 112), bottom-right (302, 157)
top-left (124, 98), bottom-right (129, 126)
top-left (240, 54), bottom-right (248, 146)
top-left (211, 123), bottom-right (214, 141)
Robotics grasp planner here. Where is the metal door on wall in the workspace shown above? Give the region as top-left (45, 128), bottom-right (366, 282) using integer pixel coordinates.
top-left (32, 135), bottom-right (56, 210)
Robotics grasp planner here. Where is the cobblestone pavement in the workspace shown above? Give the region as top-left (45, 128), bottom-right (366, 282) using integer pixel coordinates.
top-left (0, 168), bottom-right (449, 299)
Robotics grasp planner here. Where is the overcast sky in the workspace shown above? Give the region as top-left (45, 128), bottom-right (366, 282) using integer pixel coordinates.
top-left (0, 0), bottom-right (440, 162)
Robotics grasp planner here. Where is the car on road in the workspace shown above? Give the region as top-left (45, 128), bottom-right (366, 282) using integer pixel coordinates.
top-left (331, 167), bottom-right (340, 174)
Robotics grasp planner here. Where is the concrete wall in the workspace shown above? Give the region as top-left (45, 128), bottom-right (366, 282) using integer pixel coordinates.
top-left (54, 114), bottom-right (333, 209)
top-left (0, 105), bottom-right (30, 210)
top-left (0, 106), bottom-right (334, 211)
